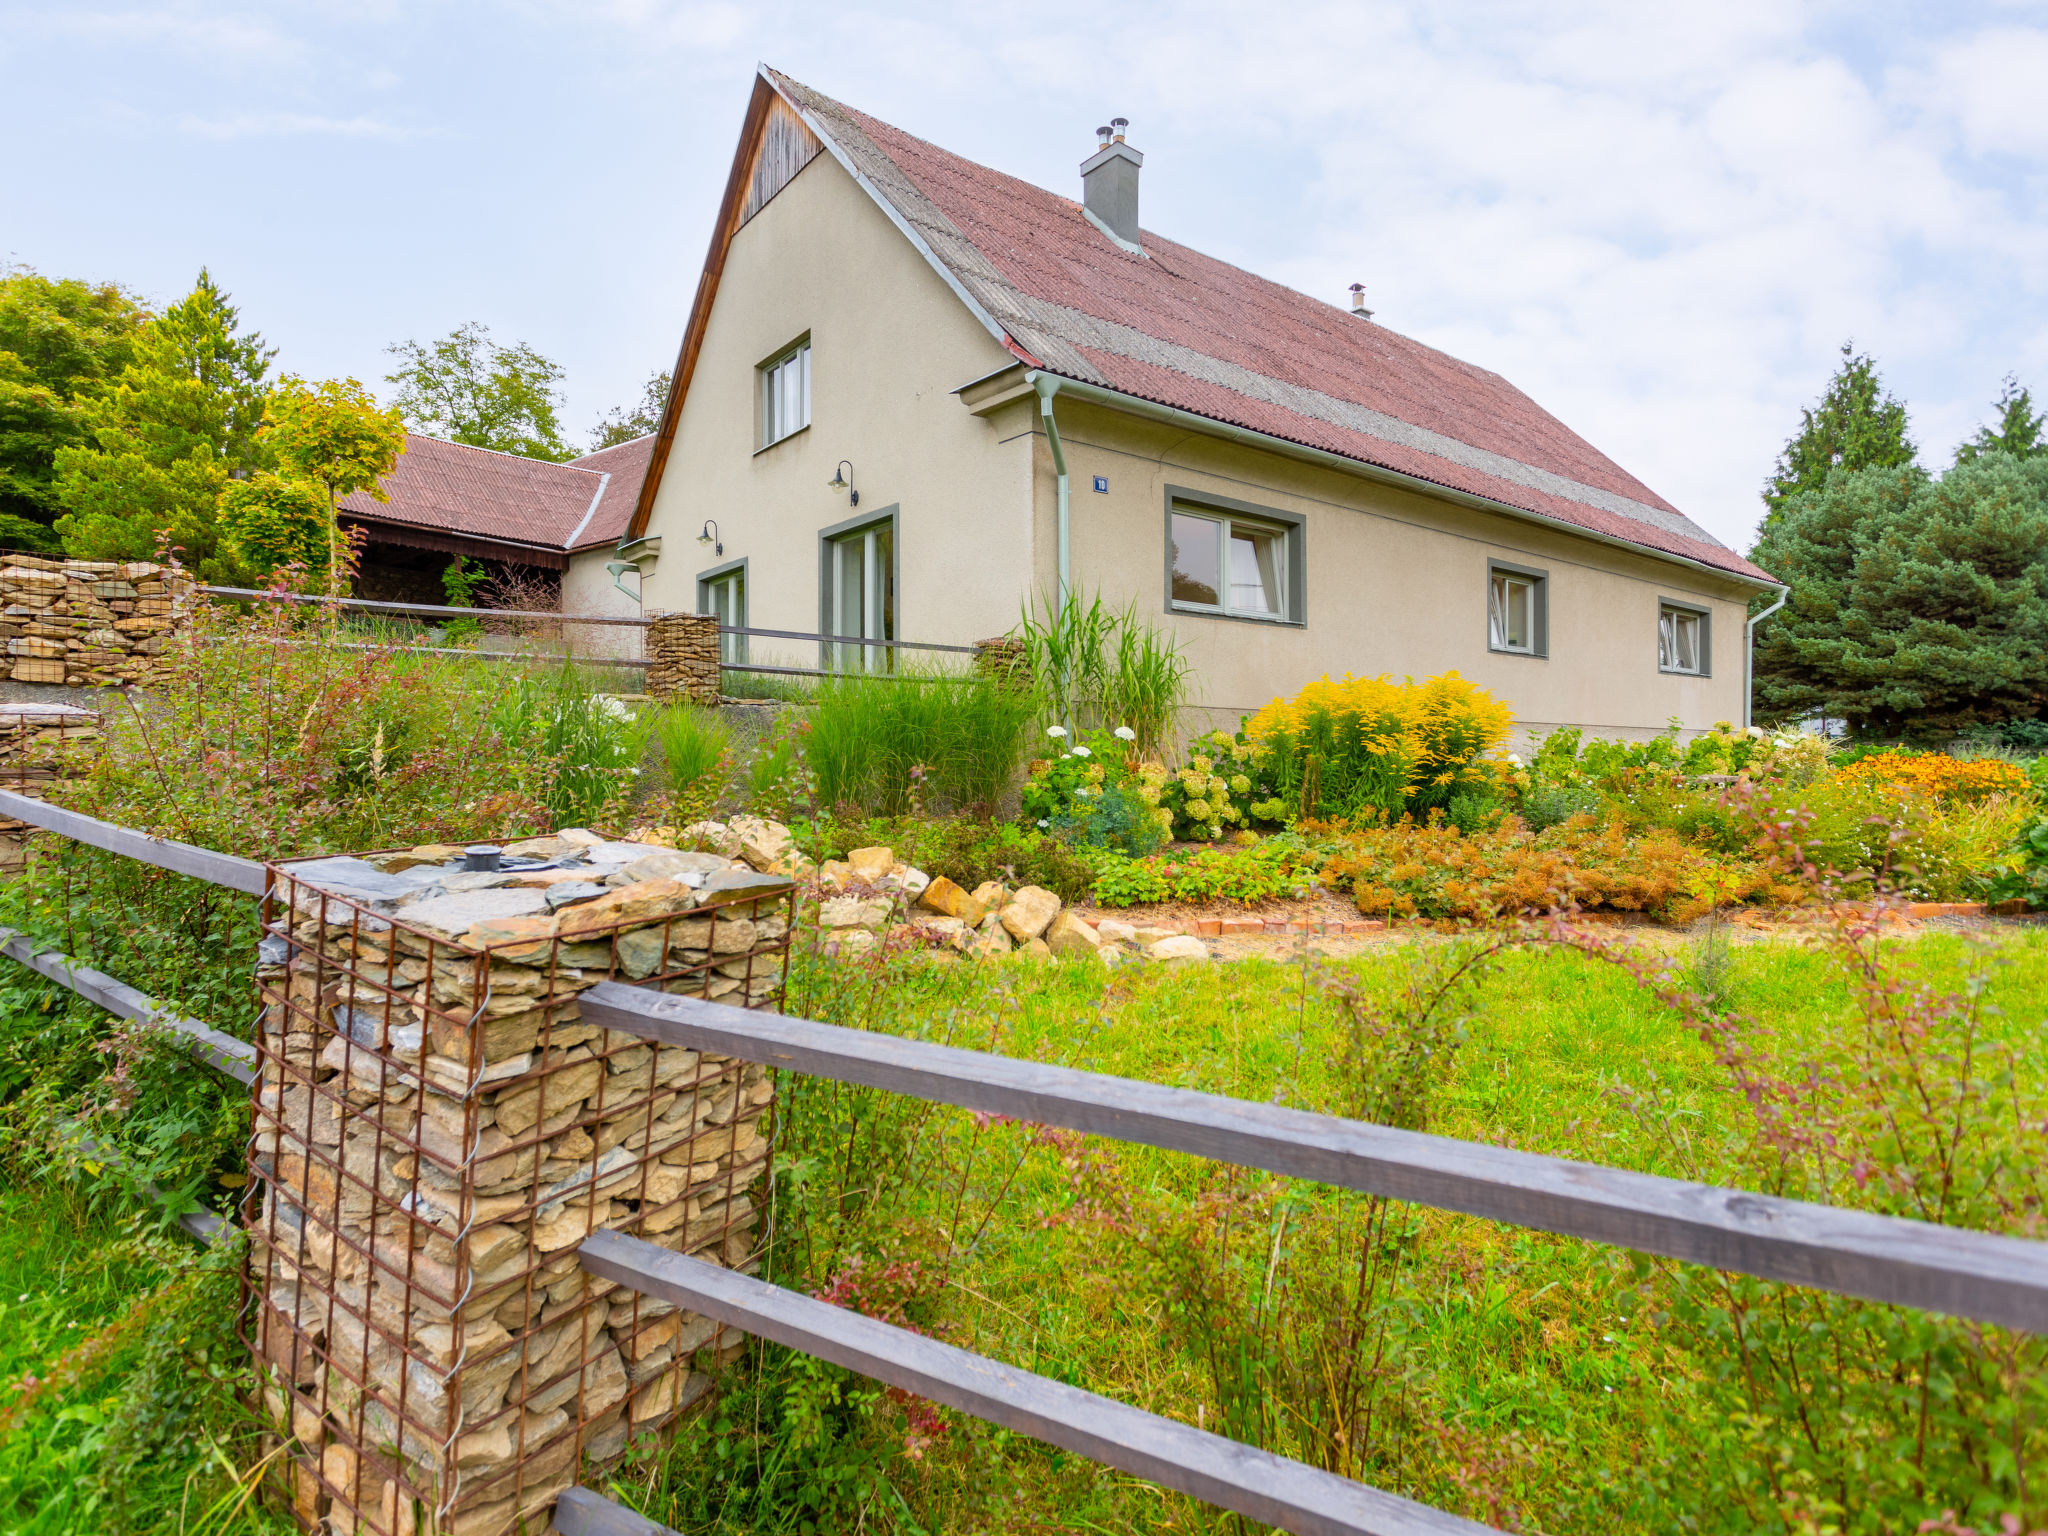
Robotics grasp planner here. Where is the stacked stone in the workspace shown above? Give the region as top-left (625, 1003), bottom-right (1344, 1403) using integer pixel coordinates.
top-left (971, 636), bottom-right (1031, 690)
top-left (0, 557), bottom-right (193, 686)
top-left (248, 829), bottom-right (793, 1536)
top-left (642, 614), bottom-right (721, 705)
top-left (0, 702), bottom-right (101, 871)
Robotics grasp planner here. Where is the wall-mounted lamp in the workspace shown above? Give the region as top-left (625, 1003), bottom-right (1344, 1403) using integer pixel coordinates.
top-left (697, 519), bottom-right (722, 557)
top-left (826, 460), bottom-right (859, 507)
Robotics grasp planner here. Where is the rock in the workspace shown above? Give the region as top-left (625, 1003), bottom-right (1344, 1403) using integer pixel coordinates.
top-left (897, 865), bottom-right (931, 899)
top-left (558, 828), bottom-right (606, 848)
top-left (619, 850), bottom-right (731, 885)
top-left (1045, 910), bottom-right (1101, 958)
top-left (699, 869), bottom-right (793, 905)
top-left (1133, 925), bottom-right (1185, 950)
top-left (543, 881), bottom-right (608, 911)
top-left (967, 913), bottom-right (1013, 957)
top-left (916, 915), bottom-right (967, 949)
top-left (828, 929), bottom-right (878, 956)
top-left (918, 876), bottom-right (987, 928)
top-left (401, 887), bottom-right (552, 938)
top-left (970, 881), bottom-right (1010, 912)
top-left (1020, 937), bottom-right (1052, 960)
top-left (819, 896), bottom-right (891, 930)
top-left (369, 844), bottom-right (465, 874)
top-left (846, 845), bottom-right (896, 882)
top-left (1095, 918), bottom-right (1138, 944)
top-left (555, 878), bottom-right (701, 935)
top-left (680, 820), bottom-right (742, 856)
top-left (1150, 935), bottom-right (1210, 961)
top-left (615, 927), bottom-right (666, 979)
top-left (818, 859), bottom-right (854, 891)
top-left (999, 885), bottom-right (1061, 943)
top-left (729, 815), bottom-right (805, 875)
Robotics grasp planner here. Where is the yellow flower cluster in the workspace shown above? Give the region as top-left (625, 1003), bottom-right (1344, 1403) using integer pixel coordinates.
top-left (1835, 751), bottom-right (2030, 803)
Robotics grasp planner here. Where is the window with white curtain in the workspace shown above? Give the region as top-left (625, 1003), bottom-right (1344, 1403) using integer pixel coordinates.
top-left (1169, 506), bottom-right (1295, 621)
top-left (759, 338), bottom-right (810, 448)
top-left (1659, 602), bottom-right (1709, 675)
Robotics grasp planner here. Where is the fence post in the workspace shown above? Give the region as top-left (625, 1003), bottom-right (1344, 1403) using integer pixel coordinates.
top-left (644, 613), bottom-right (721, 705)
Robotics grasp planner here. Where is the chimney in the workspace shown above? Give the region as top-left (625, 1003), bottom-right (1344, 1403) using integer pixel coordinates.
top-left (1348, 283), bottom-right (1374, 320)
top-left (1081, 116), bottom-right (1143, 247)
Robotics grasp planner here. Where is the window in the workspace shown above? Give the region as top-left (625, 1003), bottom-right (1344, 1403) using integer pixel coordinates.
top-left (698, 562), bottom-right (746, 664)
top-left (759, 338), bottom-right (810, 448)
top-left (1486, 560), bottom-right (1548, 656)
top-left (821, 513), bottom-right (895, 671)
top-left (1659, 601), bottom-right (1710, 675)
top-left (1167, 498), bottom-right (1301, 622)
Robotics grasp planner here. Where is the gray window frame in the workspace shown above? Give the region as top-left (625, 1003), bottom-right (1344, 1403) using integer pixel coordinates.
top-left (697, 556), bottom-right (749, 665)
top-left (817, 505), bottom-right (900, 671)
top-left (1658, 597), bottom-right (1712, 677)
top-left (1162, 486), bottom-right (1307, 627)
top-left (756, 333), bottom-right (812, 452)
top-left (1486, 558), bottom-right (1549, 659)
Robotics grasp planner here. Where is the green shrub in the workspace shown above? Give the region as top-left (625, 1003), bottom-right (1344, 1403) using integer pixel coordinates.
top-left (650, 703), bottom-right (731, 809)
top-left (487, 664), bottom-right (650, 829)
top-left (1090, 838), bottom-right (1320, 907)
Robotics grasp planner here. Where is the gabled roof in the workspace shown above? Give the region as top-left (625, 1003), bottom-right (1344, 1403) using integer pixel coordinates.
top-left (633, 67), bottom-right (1771, 587)
top-left (340, 432), bottom-right (653, 565)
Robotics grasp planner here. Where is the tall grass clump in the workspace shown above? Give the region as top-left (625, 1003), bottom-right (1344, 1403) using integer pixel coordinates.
top-left (487, 663), bottom-right (651, 829)
top-left (1017, 590), bottom-right (1191, 756)
top-left (649, 703), bottom-right (732, 819)
top-left (807, 665), bottom-right (1037, 816)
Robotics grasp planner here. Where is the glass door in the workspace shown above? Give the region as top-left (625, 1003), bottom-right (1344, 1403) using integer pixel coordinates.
top-left (826, 521), bottom-right (894, 672)
top-left (703, 569), bottom-right (746, 664)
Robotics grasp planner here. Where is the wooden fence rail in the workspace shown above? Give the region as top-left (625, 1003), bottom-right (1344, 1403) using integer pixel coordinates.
top-left (5, 790), bottom-right (2046, 1536)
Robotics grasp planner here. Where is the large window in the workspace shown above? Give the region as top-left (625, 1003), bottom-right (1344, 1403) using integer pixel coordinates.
top-left (1167, 496), bottom-right (1302, 623)
top-left (1659, 600), bottom-right (1710, 675)
top-left (759, 337), bottom-right (810, 449)
top-left (1487, 561), bottom-right (1548, 657)
top-left (821, 513), bottom-right (894, 671)
top-left (698, 562), bottom-right (747, 665)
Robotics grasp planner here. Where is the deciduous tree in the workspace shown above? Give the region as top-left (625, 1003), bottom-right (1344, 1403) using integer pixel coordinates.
top-left (588, 369), bottom-right (670, 451)
top-left (384, 322), bottom-right (571, 461)
top-left (1760, 344), bottom-right (1917, 531)
top-left (233, 377), bottom-right (406, 593)
top-left (0, 268), bottom-right (148, 550)
top-left (53, 270), bottom-right (272, 564)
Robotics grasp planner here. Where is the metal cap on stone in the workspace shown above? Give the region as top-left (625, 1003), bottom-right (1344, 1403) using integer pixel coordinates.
top-left (463, 844), bottom-right (503, 872)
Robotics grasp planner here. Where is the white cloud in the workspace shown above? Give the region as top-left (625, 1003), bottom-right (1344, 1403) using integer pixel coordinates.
top-left (176, 111), bottom-right (408, 140)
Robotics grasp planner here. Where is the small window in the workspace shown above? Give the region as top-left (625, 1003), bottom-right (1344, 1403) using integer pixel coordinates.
top-left (1170, 507), bottom-right (1293, 620)
top-left (1486, 560), bottom-right (1548, 656)
top-left (759, 338), bottom-right (810, 448)
top-left (699, 564), bottom-right (746, 665)
top-left (823, 516), bottom-right (894, 671)
top-left (1659, 601), bottom-right (1710, 675)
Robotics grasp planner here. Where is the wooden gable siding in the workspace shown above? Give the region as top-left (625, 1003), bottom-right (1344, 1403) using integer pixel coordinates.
top-left (742, 96), bottom-right (822, 225)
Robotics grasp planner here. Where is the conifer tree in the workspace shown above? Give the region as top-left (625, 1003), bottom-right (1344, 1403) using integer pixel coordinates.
top-left (1760, 344), bottom-right (1917, 531)
top-left (53, 269), bottom-right (273, 564)
top-left (1752, 454), bottom-right (2048, 736)
top-left (1955, 375), bottom-right (2045, 465)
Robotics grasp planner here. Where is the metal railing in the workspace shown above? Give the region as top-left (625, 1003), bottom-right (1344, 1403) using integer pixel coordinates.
top-left (7, 787), bottom-right (2043, 1535)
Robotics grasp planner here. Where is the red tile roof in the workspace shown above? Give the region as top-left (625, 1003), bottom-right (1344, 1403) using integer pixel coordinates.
top-left (764, 69), bottom-right (1769, 585)
top-left (339, 433), bottom-right (650, 559)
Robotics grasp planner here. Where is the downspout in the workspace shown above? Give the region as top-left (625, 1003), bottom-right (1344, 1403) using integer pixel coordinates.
top-left (1744, 583), bottom-right (1790, 730)
top-left (1033, 375), bottom-right (1069, 621)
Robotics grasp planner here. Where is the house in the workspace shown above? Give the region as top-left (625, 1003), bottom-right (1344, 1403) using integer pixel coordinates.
top-left (341, 432), bottom-right (649, 651)
top-left (601, 66), bottom-right (1783, 737)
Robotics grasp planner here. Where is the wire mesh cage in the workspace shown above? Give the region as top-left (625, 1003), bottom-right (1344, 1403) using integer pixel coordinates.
top-left (0, 702), bottom-right (101, 873)
top-left (245, 831), bottom-right (793, 1535)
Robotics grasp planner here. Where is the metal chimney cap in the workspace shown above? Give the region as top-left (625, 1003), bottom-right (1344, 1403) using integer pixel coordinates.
top-left (1096, 124), bottom-right (1113, 147)
top-left (1110, 116), bottom-right (1129, 141)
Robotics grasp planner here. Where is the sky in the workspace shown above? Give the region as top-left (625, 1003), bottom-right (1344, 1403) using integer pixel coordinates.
top-left (4, 0), bottom-right (2045, 554)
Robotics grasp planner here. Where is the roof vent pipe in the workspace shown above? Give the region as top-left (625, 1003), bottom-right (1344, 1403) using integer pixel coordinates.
top-left (1349, 283), bottom-right (1374, 320)
top-left (1081, 118), bottom-right (1144, 248)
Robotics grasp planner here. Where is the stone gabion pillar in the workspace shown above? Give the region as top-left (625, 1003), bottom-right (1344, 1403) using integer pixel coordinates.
top-left (246, 832), bottom-right (792, 1535)
top-left (972, 636), bottom-right (1030, 690)
top-left (0, 557), bottom-right (194, 687)
top-left (643, 614), bottom-right (722, 705)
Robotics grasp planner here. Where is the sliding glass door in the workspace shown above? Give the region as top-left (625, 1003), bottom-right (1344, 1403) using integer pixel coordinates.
top-left (824, 519), bottom-right (895, 673)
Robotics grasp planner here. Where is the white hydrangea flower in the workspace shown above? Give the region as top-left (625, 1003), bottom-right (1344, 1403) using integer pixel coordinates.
top-left (1507, 753), bottom-right (1524, 767)
top-left (1113, 725), bottom-right (1137, 741)
top-left (1072, 744), bottom-right (1092, 757)
top-left (1036, 819), bottom-right (1049, 828)
top-left (1046, 725), bottom-right (1068, 738)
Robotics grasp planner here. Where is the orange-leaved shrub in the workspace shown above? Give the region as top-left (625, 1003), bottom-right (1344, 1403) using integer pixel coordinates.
top-left (1322, 814), bottom-right (1796, 923)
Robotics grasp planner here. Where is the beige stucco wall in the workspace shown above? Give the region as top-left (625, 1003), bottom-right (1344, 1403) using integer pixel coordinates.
top-left (639, 138), bottom-right (1762, 740)
top-left (1029, 397), bottom-right (1759, 742)
top-left (637, 147), bottom-right (1027, 661)
top-left (561, 548), bottom-right (645, 660)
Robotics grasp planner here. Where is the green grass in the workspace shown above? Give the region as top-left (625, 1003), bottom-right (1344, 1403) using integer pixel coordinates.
top-left (599, 927), bottom-right (2048, 1534)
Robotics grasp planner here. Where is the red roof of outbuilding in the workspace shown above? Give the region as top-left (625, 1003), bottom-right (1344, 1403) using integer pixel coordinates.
top-left (748, 69), bottom-right (1768, 584)
top-left (340, 432), bottom-right (652, 558)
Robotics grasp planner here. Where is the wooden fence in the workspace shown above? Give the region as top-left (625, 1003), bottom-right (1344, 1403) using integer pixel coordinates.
top-left (3, 785), bottom-right (2045, 1536)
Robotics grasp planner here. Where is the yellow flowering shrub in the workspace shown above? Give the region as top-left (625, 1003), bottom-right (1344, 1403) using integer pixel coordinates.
top-left (1835, 752), bottom-right (2029, 803)
top-left (1242, 670), bottom-right (1513, 823)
